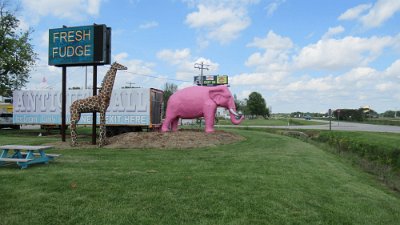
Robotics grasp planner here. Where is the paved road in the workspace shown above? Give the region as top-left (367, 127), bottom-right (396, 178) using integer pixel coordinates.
top-left (16, 121), bottom-right (400, 133)
top-left (217, 120), bottom-right (400, 133)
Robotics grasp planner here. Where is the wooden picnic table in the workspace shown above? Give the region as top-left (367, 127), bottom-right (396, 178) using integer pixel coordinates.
top-left (0, 145), bottom-right (60, 169)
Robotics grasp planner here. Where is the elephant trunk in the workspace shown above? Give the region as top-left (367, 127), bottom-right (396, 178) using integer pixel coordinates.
top-left (229, 108), bottom-right (244, 125)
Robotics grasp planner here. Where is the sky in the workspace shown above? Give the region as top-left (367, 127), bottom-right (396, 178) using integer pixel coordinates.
top-left (12, 0), bottom-right (400, 113)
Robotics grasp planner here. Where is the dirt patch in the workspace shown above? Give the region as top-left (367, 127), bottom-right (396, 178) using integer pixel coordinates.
top-left (47, 130), bottom-right (245, 149)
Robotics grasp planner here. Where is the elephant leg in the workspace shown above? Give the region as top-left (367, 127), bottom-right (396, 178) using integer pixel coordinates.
top-left (161, 117), bottom-right (172, 132)
top-left (162, 115), bottom-right (179, 132)
top-left (171, 118), bottom-right (179, 131)
top-left (70, 111), bottom-right (80, 146)
top-left (98, 112), bottom-right (106, 147)
top-left (204, 105), bottom-right (217, 133)
top-left (204, 114), bottom-right (216, 133)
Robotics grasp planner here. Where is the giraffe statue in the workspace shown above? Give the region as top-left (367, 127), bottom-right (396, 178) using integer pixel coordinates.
top-left (70, 62), bottom-right (127, 147)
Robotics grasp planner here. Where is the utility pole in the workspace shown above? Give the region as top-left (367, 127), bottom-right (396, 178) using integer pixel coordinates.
top-left (194, 62), bottom-right (209, 86)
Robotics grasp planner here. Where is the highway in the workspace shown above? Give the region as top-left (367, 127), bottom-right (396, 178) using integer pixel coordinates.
top-left (218, 120), bottom-right (400, 133)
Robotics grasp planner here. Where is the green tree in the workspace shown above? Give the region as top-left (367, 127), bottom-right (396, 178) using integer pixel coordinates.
top-left (0, 1), bottom-right (37, 97)
top-left (382, 110), bottom-right (400, 118)
top-left (233, 94), bottom-right (247, 113)
top-left (162, 82), bottom-right (178, 117)
top-left (246, 92), bottom-right (270, 119)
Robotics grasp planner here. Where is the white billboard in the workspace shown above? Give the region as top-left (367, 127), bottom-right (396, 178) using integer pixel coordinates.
top-left (13, 88), bottom-right (151, 125)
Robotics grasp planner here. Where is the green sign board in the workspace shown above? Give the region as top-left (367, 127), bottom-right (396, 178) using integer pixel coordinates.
top-left (194, 75), bottom-right (228, 86)
top-left (48, 24), bottom-right (111, 66)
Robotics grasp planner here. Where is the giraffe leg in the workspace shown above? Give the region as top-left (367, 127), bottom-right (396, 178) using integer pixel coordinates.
top-left (98, 112), bottom-right (106, 147)
top-left (70, 111), bottom-right (81, 147)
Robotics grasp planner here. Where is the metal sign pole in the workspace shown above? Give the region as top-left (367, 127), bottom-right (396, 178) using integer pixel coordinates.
top-left (92, 65), bottom-right (97, 145)
top-left (329, 109), bottom-right (332, 131)
top-left (61, 66), bottom-right (67, 142)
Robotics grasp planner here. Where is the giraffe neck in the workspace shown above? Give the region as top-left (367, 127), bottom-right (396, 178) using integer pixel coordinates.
top-left (99, 67), bottom-right (117, 100)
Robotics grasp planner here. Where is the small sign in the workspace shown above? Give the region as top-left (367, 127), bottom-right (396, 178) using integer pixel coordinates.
top-left (194, 75), bottom-right (228, 86)
top-left (48, 24), bottom-right (111, 66)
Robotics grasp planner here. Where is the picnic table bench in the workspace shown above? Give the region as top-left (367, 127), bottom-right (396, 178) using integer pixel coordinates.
top-left (0, 145), bottom-right (60, 169)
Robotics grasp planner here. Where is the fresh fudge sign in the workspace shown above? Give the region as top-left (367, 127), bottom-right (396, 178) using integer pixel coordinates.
top-left (48, 25), bottom-right (111, 66)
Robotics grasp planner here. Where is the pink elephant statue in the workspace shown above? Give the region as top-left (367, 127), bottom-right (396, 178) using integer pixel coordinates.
top-left (161, 85), bottom-right (244, 133)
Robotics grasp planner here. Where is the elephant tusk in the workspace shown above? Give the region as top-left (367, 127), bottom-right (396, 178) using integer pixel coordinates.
top-left (229, 108), bottom-right (241, 117)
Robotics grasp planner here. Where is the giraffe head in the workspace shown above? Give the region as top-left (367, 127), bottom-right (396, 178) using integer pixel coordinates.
top-left (111, 62), bottom-right (128, 70)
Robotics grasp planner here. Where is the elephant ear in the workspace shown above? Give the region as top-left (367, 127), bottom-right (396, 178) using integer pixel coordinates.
top-left (209, 87), bottom-right (230, 105)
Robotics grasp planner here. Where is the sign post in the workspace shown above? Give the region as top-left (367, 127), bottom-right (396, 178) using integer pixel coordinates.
top-left (92, 65), bottom-right (97, 145)
top-left (61, 66), bottom-right (66, 141)
top-left (328, 109), bottom-right (332, 131)
top-left (48, 24), bottom-right (111, 143)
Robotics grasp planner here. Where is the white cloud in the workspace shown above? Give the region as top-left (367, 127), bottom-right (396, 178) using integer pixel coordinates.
top-left (360, 0), bottom-right (400, 28)
top-left (284, 76), bottom-right (335, 92)
top-left (247, 30), bottom-right (293, 50)
top-left (294, 35), bottom-right (395, 71)
top-left (322, 26), bottom-right (345, 39)
top-left (40, 30), bottom-right (49, 48)
top-left (87, 0), bottom-right (101, 16)
top-left (157, 48), bottom-right (191, 65)
top-left (22, 0), bottom-right (102, 22)
top-left (229, 31), bottom-right (293, 92)
top-left (157, 48), bottom-right (218, 81)
top-left (185, 2), bottom-right (254, 44)
top-left (338, 3), bottom-right (372, 20)
top-left (124, 60), bottom-right (155, 76)
top-left (231, 29), bottom-right (400, 112)
top-left (338, 0), bottom-right (400, 28)
top-left (375, 82), bottom-right (396, 92)
top-left (230, 72), bottom-right (266, 86)
top-left (254, 63), bottom-right (399, 112)
top-left (246, 30), bottom-right (293, 74)
top-left (338, 67), bottom-right (377, 83)
top-left (114, 52), bottom-right (129, 62)
top-left (237, 89), bottom-right (252, 100)
top-left (103, 53), bottom-right (157, 89)
top-left (265, 0), bottom-right (286, 16)
top-left (27, 53), bottom-right (158, 90)
top-left (384, 59), bottom-right (400, 78)
top-left (112, 53), bottom-right (155, 77)
top-left (139, 21), bottom-right (159, 29)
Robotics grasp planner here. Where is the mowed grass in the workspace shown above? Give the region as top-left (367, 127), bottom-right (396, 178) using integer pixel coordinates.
top-left (1, 129), bottom-right (400, 225)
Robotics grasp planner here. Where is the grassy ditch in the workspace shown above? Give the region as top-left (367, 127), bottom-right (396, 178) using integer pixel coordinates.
top-left (279, 129), bottom-right (400, 192)
top-left (315, 131), bottom-right (400, 170)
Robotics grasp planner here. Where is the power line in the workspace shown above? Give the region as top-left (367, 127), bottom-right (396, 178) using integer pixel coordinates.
top-left (120, 70), bottom-right (191, 83)
top-left (31, 64), bottom-right (192, 83)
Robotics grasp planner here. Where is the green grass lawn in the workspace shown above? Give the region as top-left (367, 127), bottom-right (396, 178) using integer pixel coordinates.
top-left (1, 128), bottom-right (400, 225)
